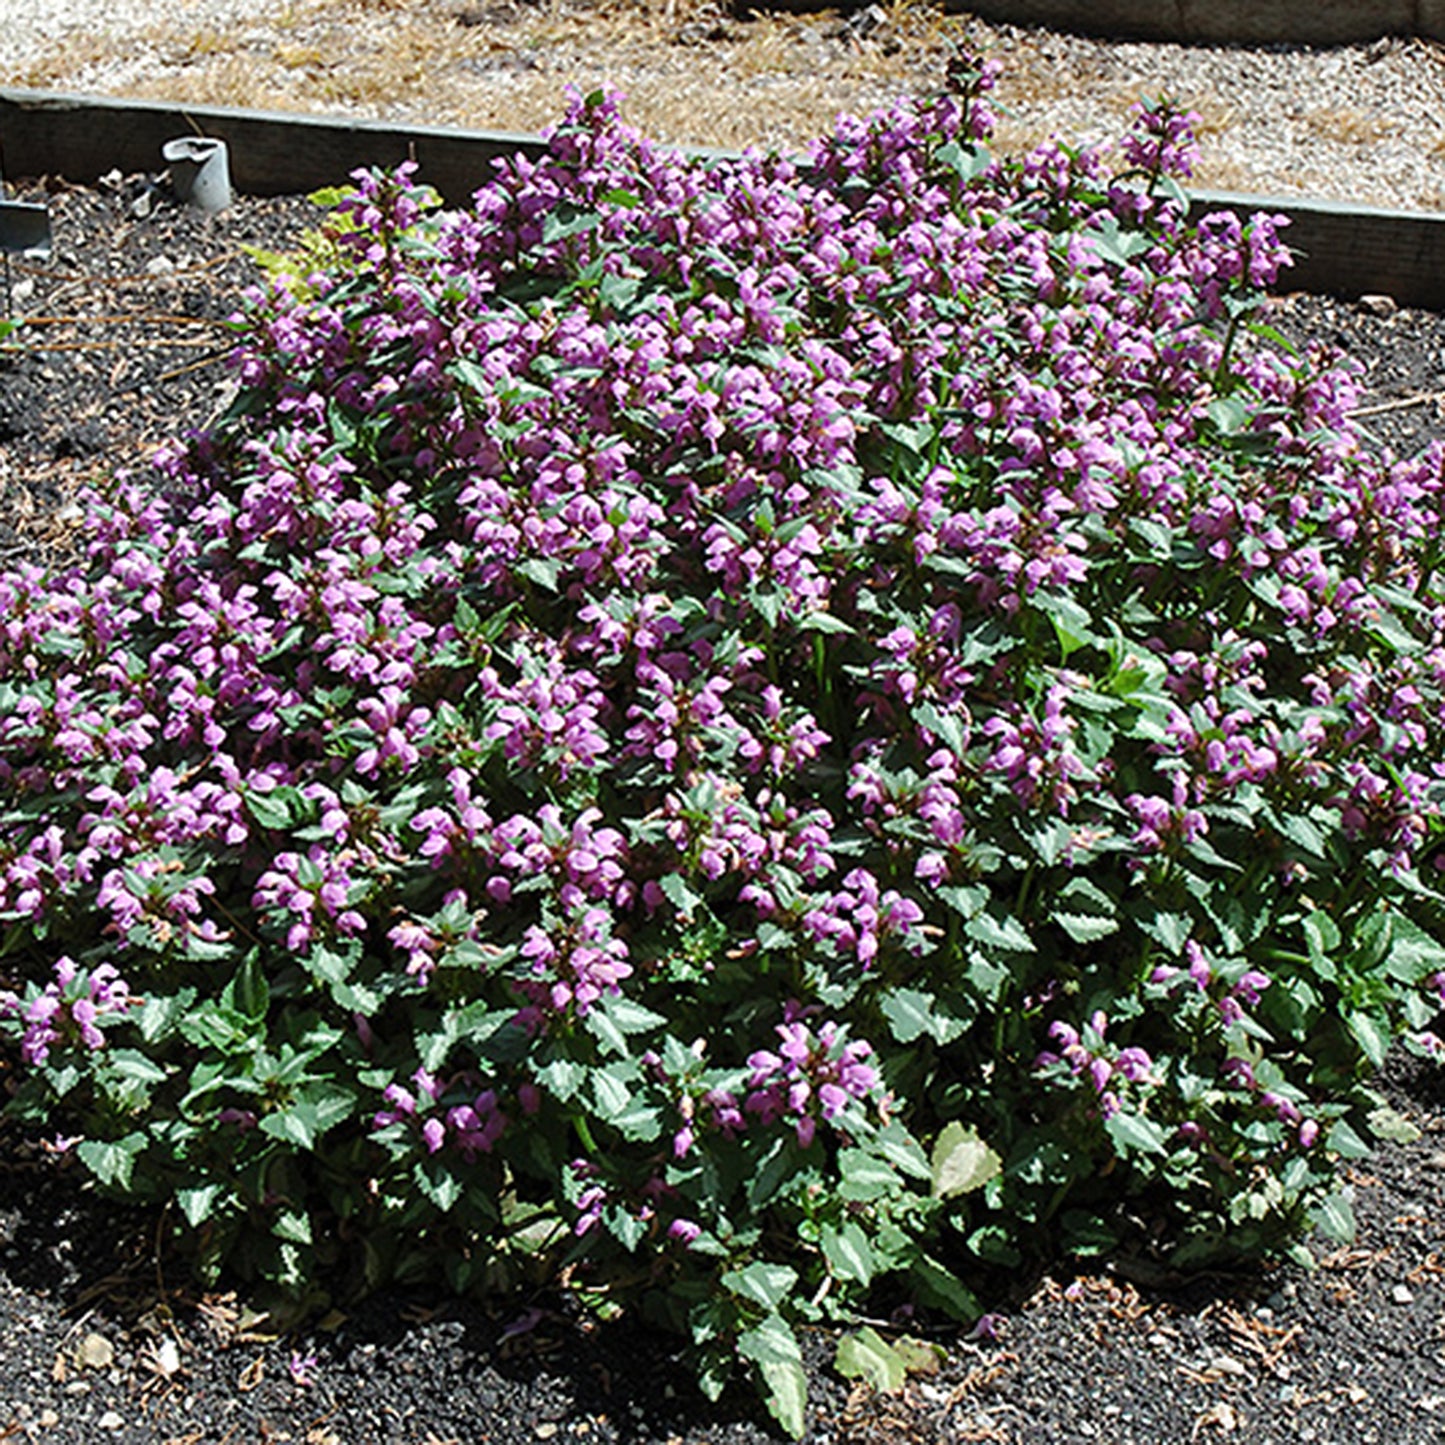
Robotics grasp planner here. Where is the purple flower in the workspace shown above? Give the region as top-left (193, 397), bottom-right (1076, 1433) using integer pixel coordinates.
top-left (668, 1218), bottom-right (702, 1247)
top-left (288, 1351), bottom-right (318, 1387)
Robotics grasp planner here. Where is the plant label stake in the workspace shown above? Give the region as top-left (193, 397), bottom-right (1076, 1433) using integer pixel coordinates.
top-left (163, 136), bottom-right (232, 213)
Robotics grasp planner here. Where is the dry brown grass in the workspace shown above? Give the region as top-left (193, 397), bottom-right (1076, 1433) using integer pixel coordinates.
top-left (1302, 105), bottom-right (1393, 149)
top-left (7, 30), bottom-right (115, 91)
top-left (3, 0), bottom-right (982, 145)
top-left (4, 1), bottom-right (1444, 206)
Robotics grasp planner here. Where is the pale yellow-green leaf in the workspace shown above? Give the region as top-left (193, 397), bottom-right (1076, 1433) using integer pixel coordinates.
top-left (930, 1121), bottom-right (1002, 1199)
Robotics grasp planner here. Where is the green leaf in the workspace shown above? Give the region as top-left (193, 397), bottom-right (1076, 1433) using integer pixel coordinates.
top-left (1142, 910), bottom-right (1192, 955)
top-left (583, 1007), bottom-right (628, 1057)
top-left (837, 1150), bottom-right (900, 1202)
top-left (602, 996), bottom-right (669, 1035)
top-left (1054, 911), bottom-right (1120, 943)
top-left (835, 1327), bottom-right (945, 1395)
top-left (608, 1100), bottom-right (664, 1142)
top-left (821, 1221), bottom-right (874, 1284)
top-left (272, 1208), bottom-right (313, 1245)
top-left (930, 1122), bottom-right (1002, 1199)
top-left (834, 1326), bottom-right (906, 1394)
top-left (747, 1136), bottom-right (802, 1210)
top-left (723, 1262), bottom-right (798, 1312)
top-left (1327, 1119), bottom-right (1371, 1160)
top-left (1034, 589), bottom-right (1098, 659)
top-left (909, 1256), bottom-right (979, 1322)
top-left (1345, 1011), bottom-right (1391, 1069)
top-left (938, 883), bottom-right (988, 919)
top-left (516, 556), bottom-right (562, 592)
top-left (1279, 812), bottom-right (1329, 859)
top-left (879, 987), bottom-right (966, 1045)
top-left (757, 1357), bottom-right (807, 1440)
top-left (246, 788), bottom-right (291, 831)
top-left (177, 1183), bottom-right (223, 1227)
top-left (136, 990), bottom-right (196, 1045)
top-left (537, 1057), bottom-right (587, 1101)
top-left (1311, 1190), bottom-right (1356, 1243)
top-left (542, 203), bottom-right (602, 244)
top-left (106, 1050), bottom-right (169, 1087)
top-left (1104, 1111), bottom-right (1168, 1157)
top-left (736, 1309), bottom-right (803, 1365)
top-left (936, 139), bottom-right (992, 184)
top-left (1089, 213), bottom-right (1152, 267)
top-left (659, 872), bottom-right (702, 919)
top-left (77, 1133), bottom-right (147, 1191)
top-left (257, 1094), bottom-right (349, 1152)
top-left (414, 1159), bottom-right (464, 1213)
top-left (1366, 1105), bottom-right (1421, 1144)
top-left (736, 1314), bottom-right (806, 1437)
top-left (797, 610), bottom-right (855, 636)
top-left (873, 1124), bottom-right (932, 1181)
top-left (592, 1068), bottom-right (631, 1119)
top-left (236, 952), bottom-right (270, 1021)
top-left (964, 909), bottom-right (1034, 953)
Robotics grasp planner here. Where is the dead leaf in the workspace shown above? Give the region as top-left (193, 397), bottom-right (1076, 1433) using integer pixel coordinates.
top-left (237, 1357), bottom-right (266, 1392)
top-left (1192, 1401), bottom-right (1240, 1438)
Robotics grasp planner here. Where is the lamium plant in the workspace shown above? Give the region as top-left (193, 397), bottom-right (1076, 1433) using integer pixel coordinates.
top-left (2, 57), bottom-right (1444, 1436)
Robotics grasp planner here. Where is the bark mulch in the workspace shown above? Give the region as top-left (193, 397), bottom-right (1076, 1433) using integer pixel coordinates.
top-left (0, 174), bottom-right (1443, 1445)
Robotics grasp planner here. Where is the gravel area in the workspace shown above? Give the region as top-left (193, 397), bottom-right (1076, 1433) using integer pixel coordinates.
top-left (0, 161), bottom-right (1443, 1444)
top-left (1, 0), bottom-right (1444, 211)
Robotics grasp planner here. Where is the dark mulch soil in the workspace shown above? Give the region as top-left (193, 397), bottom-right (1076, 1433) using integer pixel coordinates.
top-left (1, 175), bottom-right (1444, 1444)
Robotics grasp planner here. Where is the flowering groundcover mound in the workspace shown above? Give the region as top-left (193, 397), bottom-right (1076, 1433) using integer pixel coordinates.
top-left (2, 59), bottom-right (1444, 1434)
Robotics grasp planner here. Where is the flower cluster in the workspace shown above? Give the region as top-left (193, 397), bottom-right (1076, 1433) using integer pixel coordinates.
top-left (1, 65), bottom-right (1442, 1408)
top-left (0, 957), bottom-right (132, 1065)
top-left (1035, 1010), bottom-right (1155, 1120)
top-left (742, 1007), bottom-right (882, 1147)
top-left (371, 1066), bottom-right (513, 1161)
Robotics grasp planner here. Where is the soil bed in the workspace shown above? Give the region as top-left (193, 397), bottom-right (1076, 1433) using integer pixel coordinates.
top-left (0, 177), bottom-right (1443, 1444)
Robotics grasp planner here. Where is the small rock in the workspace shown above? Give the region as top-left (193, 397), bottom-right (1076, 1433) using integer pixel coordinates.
top-left (145, 255), bottom-right (176, 277)
top-left (1392, 1283), bottom-right (1415, 1305)
top-left (39, 1409), bottom-right (59, 1427)
top-left (535, 1425), bottom-right (558, 1440)
top-left (76, 1333), bottom-right (114, 1371)
top-left (1357, 293), bottom-right (1397, 318)
top-left (97, 1412), bottom-right (124, 1431)
top-left (150, 1337), bottom-right (183, 1379)
top-left (1210, 1353), bottom-right (1247, 1377)
top-left (1427, 1152), bottom-right (1445, 1169)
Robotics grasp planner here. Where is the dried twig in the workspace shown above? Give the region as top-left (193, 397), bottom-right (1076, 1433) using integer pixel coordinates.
top-left (1347, 390), bottom-right (1445, 419)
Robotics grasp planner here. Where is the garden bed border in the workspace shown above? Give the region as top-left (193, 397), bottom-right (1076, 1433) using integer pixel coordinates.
top-left (2, 86), bottom-right (1444, 310)
top-left (940, 0), bottom-right (1445, 47)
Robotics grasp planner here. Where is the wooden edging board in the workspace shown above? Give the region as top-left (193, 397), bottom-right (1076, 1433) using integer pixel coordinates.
top-left (3, 87), bottom-right (1445, 310)
top-left (943, 0), bottom-right (1445, 46)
